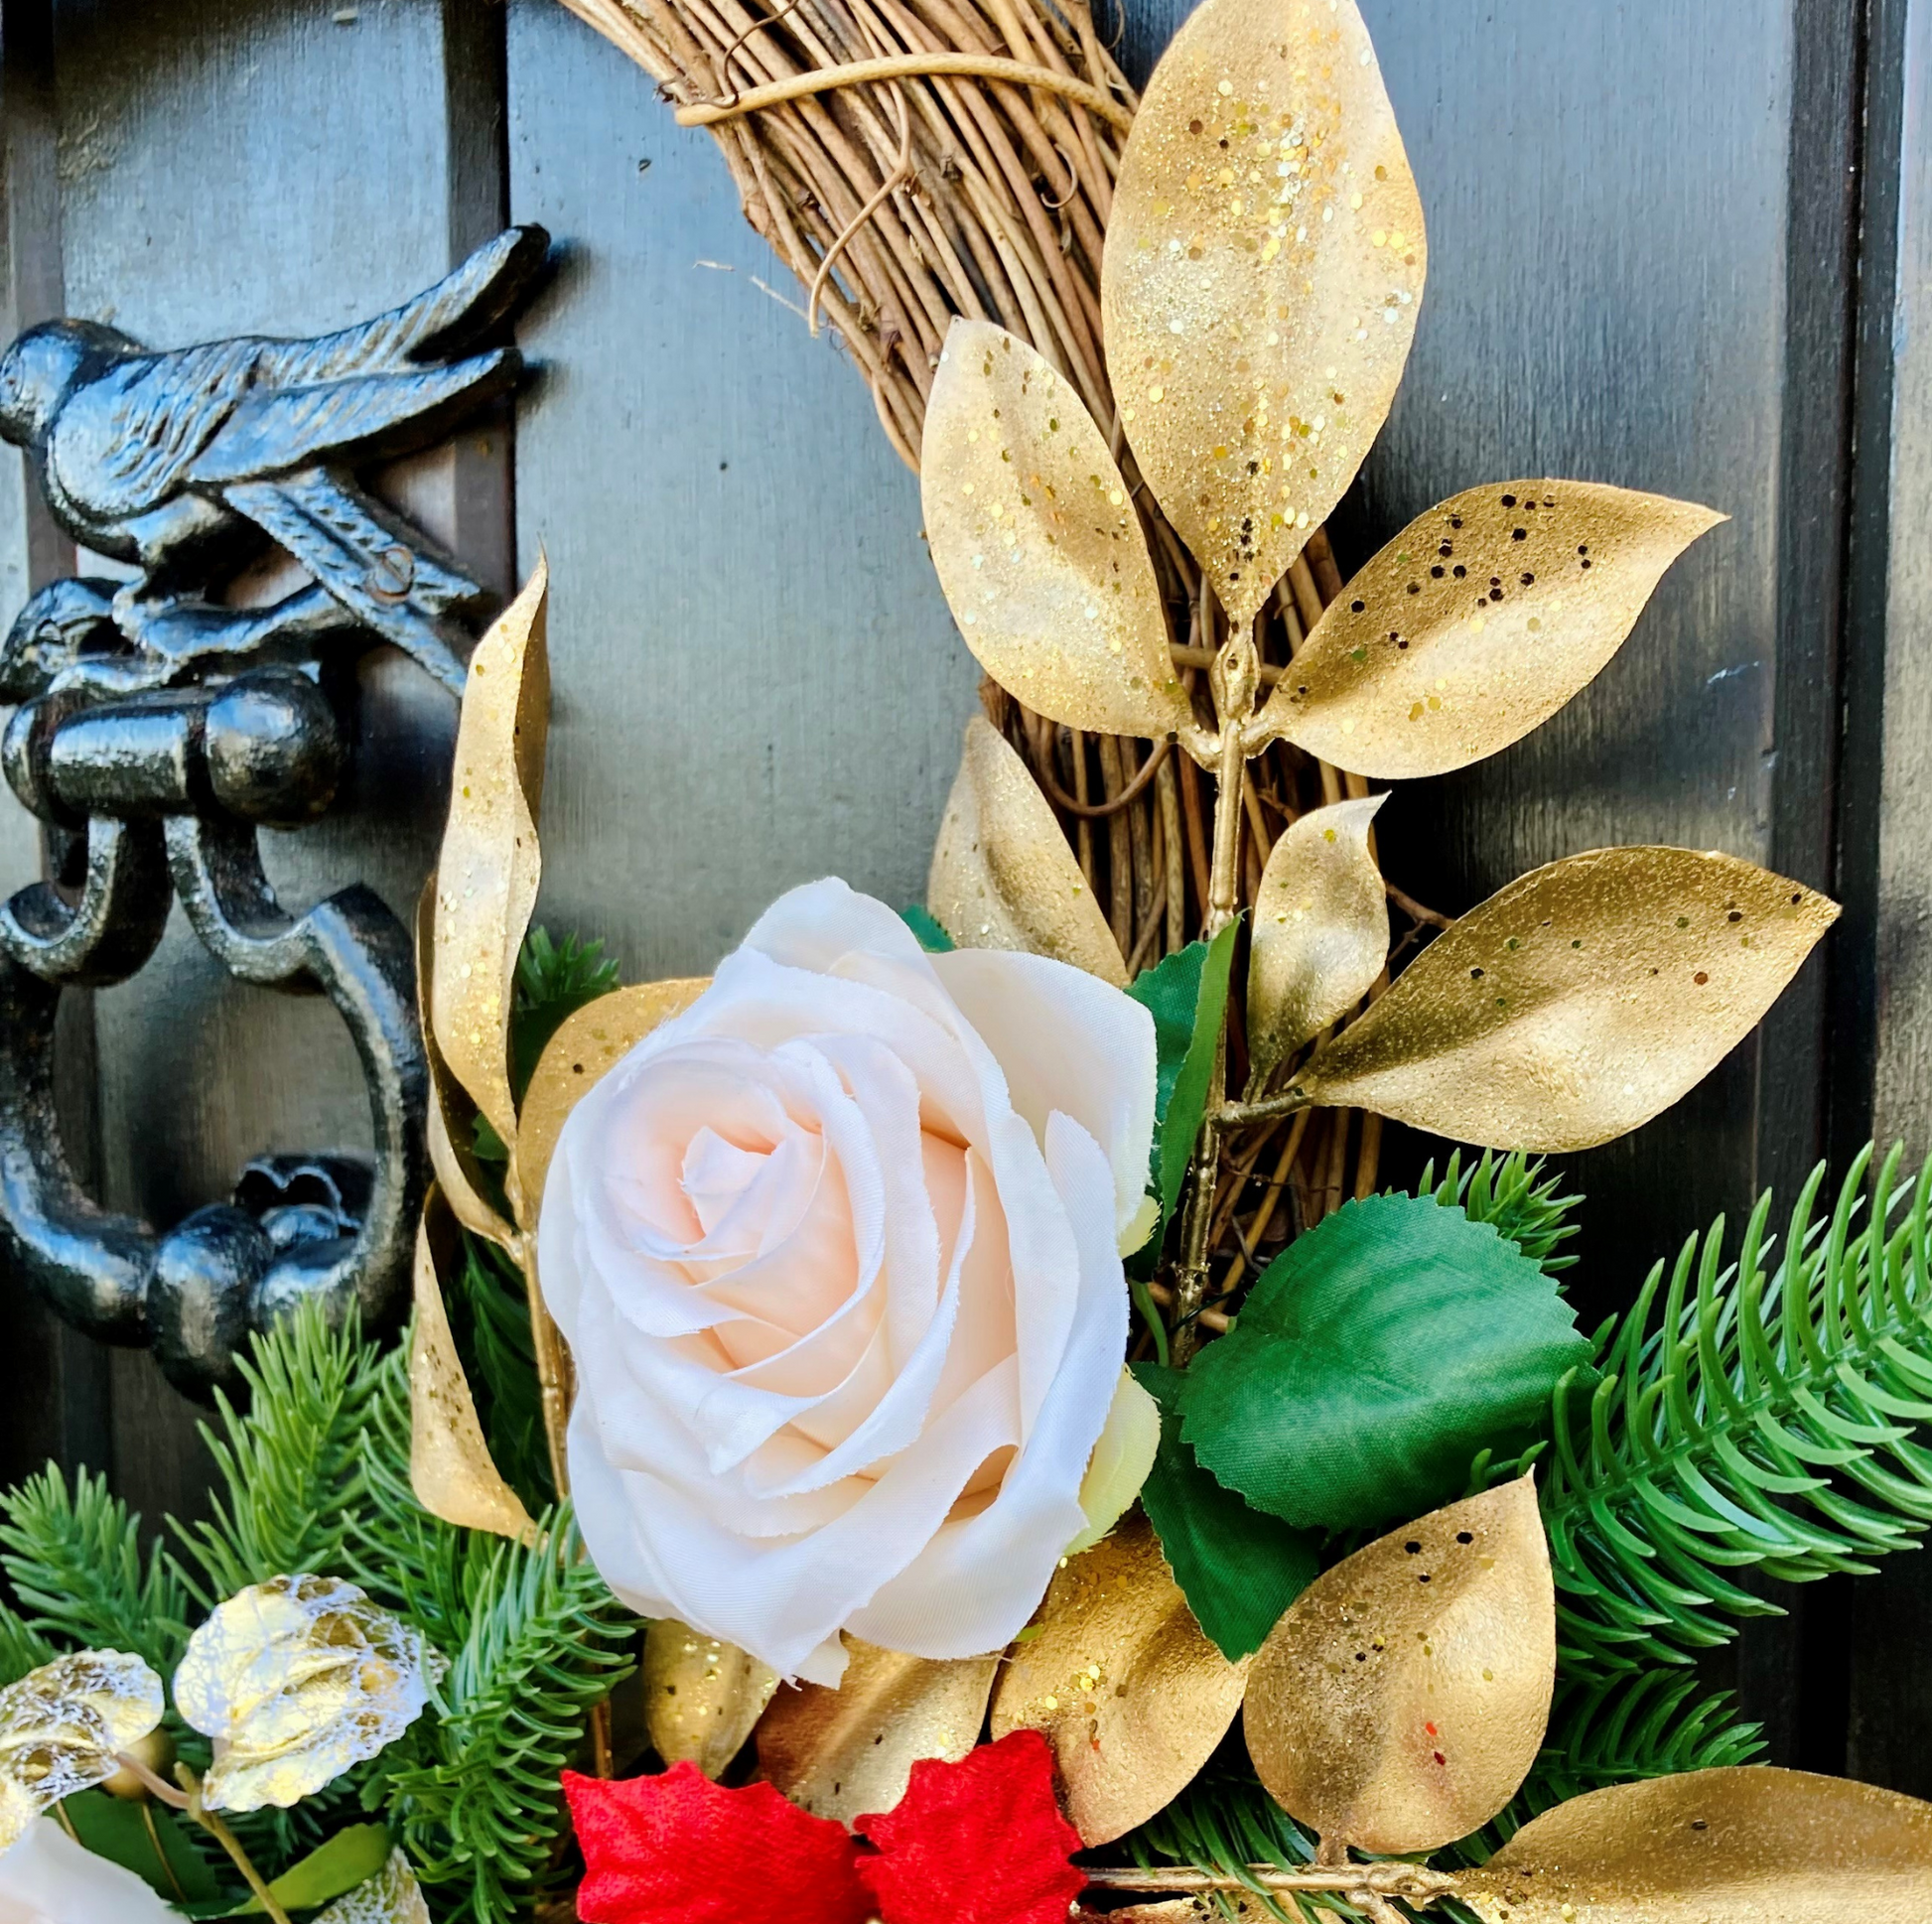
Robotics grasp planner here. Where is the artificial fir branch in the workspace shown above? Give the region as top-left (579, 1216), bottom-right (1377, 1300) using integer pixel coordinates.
top-left (1414, 1150), bottom-right (1582, 1276)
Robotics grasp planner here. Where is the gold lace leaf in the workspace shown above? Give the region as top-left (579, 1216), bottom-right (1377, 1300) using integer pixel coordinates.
top-left (991, 1510), bottom-right (1248, 1847)
top-left (1257, 481), bottom-right (1725, 776)
top-left (1066, 1367), bottom-right (1163, 1558)
top-left (642, 1621), bottom-right (778, 1781)
top-left (513, 979), bottom-right (711, 1230)
top-left (409, 1192), bottom-right (537, 1543)
top-left (1459, 1767), bottom-right (1932, 1923)
top-left (0, 1652), bottom-right (165, 1852)
top-left (1247, 794), bottom-right (1387, 1081)
top-left (927, 717), bottom-right (1130, 986)
top-left (315, 1849), bottom-right (433, 1924)
top-left (757, 1637), bottom-right (998, 1827)
top-left (1299, 847), bottom-right (1839, 1152)
top-left (922, 320), bottom-right (1194, 744)
top-left (175, 1577), bottom-right (433, 1812)
top-left (1244, 1475), bottom-right (1553, 1854)
top-left (430, 559), bottom-right (550, 1168)
top-left (1104, 0), bottom-right (1424, 628)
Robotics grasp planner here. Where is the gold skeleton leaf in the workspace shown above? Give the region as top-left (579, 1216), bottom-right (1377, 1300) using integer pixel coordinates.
top-left (922, 321), bottom-right (1197, 747)
top-left (408, 1192), bottom-right (536, 1543)
top-left (315, 1849), bottom-right (434, 1924)
top-left (1458, 1768), bottom-right (1932, 1924)
top-left (1104, 0), bottom-right (1425, 628)
top-left (757, 1637), bottom-right (999, 1826)
top-left (643, 1622), bottom-right (778, 1781)
top-left (1256, 481), bottom-right (1725, 777)
top-left (1293, 846), bottom-right (1839, 1152)
top-left (927, 716), bottom-right (1130, 985)
top-left (0, 1652), bottom-right (164, 1852)
top-left (1244, 1476), bottom-right (1554, 1854)
top-left (991, 1510), bottom-right (1248, 1847)
top-left (1247, 793), bottom-right (1387, 1081)
top-left (174, 1577), bottom-right (432, 1812)
top-left (430, 560), bottom-right (550, 1198)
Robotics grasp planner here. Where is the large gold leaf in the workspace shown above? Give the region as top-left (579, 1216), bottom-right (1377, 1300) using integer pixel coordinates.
top-left (1103, 0), bottom-right (1424, 627)
top-left (927, 717), bottom-right (1129, 986)
top-left (175, 1577), bottom-right (432, 1812)
top-left (1244, 1476), bottom-right (1553, 1854)
top-left (1459, 1767), bottom-right (1932, 1924)
top-left (409, 1191), bottom-right (537, 1543)
top-left (1298, 847), bottom-right (1839, 1152)
top-left (1257, 481), bottom-right (1725, 776)
top-left (757, 1637), bottom-right (998, 1826)
top-left (990, 1510), bottom-right (1248, 1847)
top-left (1248, 794), bottom-right (1387, 1082)
top-left (430, 560), bottom-right (549, 1163)
top-left (922, 320), bottom-right (1195, 744)
top-left (512, 979), bottom-right (710, 1228)
top-left (0, 1652), bottom-right (165, 1852)
top-left (642, 1621), bottom-right (778, 1780)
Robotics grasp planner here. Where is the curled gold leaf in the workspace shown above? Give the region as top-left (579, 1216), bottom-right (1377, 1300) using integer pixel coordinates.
top-left (642, 1621), bottom-right (778, 1781)
top-left (757, 1637), bottom-right (998, 1827)
top-left (175, 1577), bottom-right (432, 1812)
top-left (0, 1652), bottom-right (165, 1852)
top-left (1247, 794), bottom-right (1387, 1082)
top-left (431, 559), bottom-right (550, 1169)
top-left (991, 1510), bottom-right (1248, 1847)
top-left (409, 1190), bottom-right (537, 1543)
top-left (1243, 1475), bottom-right (1553, 1855)
top-left (927, 717), bottom-right (1130, 986)
top-left (316, 1850), bottom-right (433, 1924)
top-left (1257, 481), bottom-right (1725, 776)
top-left (1459, 1767), bottom-right (1932, 1924)
top-left (922, 320), bottom-right (1195, 745)
top-left (513, 979), bottom-right (710, 1229)
top-left (1300, 847), bottom-right (1840, 1152)
top-left (1066, 1367), bottom-right (1163, 1558)
top-left (1103, 0), bottom-right (1425, 627)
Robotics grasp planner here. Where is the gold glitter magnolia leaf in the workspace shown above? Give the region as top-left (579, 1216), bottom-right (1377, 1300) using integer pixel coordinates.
top-left (643, 1621), bottom-right (778, 1781)
top-left (431, 559), bottom-right (550, 1173)
top-left (927, 717), bottom-right (1130, 986)
top-left (1459, 1768), bottom-right (1932, 1924)
top-left (1243, 1475), bottom-right (1553, 1854)
top-left (1256, 482), bottom-right (1725, 777)
top-left (1298, 847), bottom-right (1840, 1152)
top-left (513, 979), bottom-right (711, 1229)
top-left (409, 1191), bottom-right (537, 1543)
top-left (922, 320), bottom-right (1196, 746)
top-left (175, 1577), bottom-right (432, 1812)
top-left (315, 1850), bottom-right (433, 1924)
top-left (0, 1652), bottom-right (164, 1852)
top-left (757, 1637), bottom-right (999, 1826)
top-left (991, 1510), bottom-right (1248, 1847)
top-left (1104, 0), bottom-right (1425, 627)
top-left (1066, 1367), bottom-right (1163, 1558)
top-left (1247, 794), bottom-right (1387, 1082)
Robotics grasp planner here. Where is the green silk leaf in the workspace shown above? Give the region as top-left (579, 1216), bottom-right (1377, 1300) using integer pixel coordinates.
top-left (899, 904), bottom-right (957, 952)
top-left (62, 1788), bottom-right (222, 1907)
top-left (1130, 919), bottom-right (1241, 1224)
top-left (1178, 1192), bottom-right (1590, 1533)
top-left (184, 1823), bottom-right (394, 1918)
top-left (1134, 1364), bottom-right (1320, 1662)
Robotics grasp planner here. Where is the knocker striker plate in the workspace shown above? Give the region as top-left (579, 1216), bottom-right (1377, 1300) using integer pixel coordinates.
top-left (0, 225), bottom-right (550, 1397)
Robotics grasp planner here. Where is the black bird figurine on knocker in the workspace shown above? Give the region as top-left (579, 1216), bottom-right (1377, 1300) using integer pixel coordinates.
top-left (0, 223), bottom-right (550, 1398)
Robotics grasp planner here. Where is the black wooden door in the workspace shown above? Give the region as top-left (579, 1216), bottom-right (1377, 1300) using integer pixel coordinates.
top-left (2, 0), bottom-right (1927, 1794)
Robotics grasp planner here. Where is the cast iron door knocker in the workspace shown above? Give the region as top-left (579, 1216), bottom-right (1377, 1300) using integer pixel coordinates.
top-left (0, 224), bottom-right (549, 1397)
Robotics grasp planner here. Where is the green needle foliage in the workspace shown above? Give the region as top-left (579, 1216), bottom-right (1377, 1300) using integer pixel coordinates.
top-left (512, 925), bottom-right (621, 1099)
top-left (1535, 1143), bottom-right (1932, 1676)
top-left (1415, 1149), bottom-right (1582, 1275)
top-left (447, 1231), bottom-right (553, 1515)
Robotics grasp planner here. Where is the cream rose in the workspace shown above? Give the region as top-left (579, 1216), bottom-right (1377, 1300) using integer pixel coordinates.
top-left (0, 1822), bottom-right (179, 1924)
top-left (538, 879), bottom-right (1156, 1683)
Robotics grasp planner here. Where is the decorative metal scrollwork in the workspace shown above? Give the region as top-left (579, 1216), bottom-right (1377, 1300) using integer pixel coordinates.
top-left (0, 225), bottom-right (549, 1397)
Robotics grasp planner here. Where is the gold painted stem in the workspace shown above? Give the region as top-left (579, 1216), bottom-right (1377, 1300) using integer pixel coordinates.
top-left (1082, 1863), bottom-right (1460, 1907)
top-left (1220, 1088), bottom-right (1315, 1129)
top-left (176, 1764), bottom-right (294, 1924)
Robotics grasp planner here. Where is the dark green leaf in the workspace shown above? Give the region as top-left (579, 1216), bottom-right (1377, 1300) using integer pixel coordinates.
top-left (1135, 1365), bottom-right (1319, 1661)
top-left (447, 1231), bottom-right (553, 1514)
top-left (64, 1788), bottom-right (223, 1906)
top-left (899, 904), bottom-right (956, 952)
top-left (1132, 920), bottom-right (1240, 1224)
top-left (1179, 1192), bottom-right (1590, 1533)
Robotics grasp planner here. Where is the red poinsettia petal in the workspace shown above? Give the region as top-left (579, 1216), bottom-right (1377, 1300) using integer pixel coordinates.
top-left (564, 1762), bottom-right (871, 1924)
top-left (853, 1730), bottom-right (1087, 1924)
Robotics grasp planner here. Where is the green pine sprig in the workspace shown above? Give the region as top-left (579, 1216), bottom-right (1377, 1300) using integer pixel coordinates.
top-left (1414, 1149), bottom-right (1582, 1274)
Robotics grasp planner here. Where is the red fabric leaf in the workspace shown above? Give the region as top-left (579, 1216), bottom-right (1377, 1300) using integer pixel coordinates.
top-left (853, 1729), bottom-right (1086, 1924)
top-left (564, 1763), bottom-right (871, 1924)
